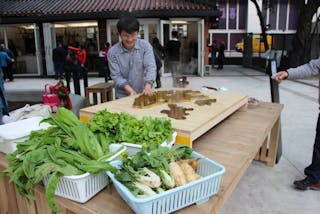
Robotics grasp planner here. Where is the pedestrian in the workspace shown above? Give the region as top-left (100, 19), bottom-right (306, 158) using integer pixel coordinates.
top-left (68, 43), bottom-right (87, 86)
top-left (0, 51), bottom-right (13, 125)
top-left (217, 41), bottom-right (225, 69)
top-left (152, 37), bottom-right (165, 88)
top-left (104, 42), bottom-right (111, 81)
top-left (165, 31), bottom-right (181, 86)
top-left (210, 40), bottom-right (218, 69)
top-left (274, 57), bottom-right (320, 190)
top-left (65, 49), bottom-right (81, 95)
top-left (0, 43), bottom-right (15, 81)
top-left (107, 15), bottom-right (156, 99)
top-left (52, 42), bottom-right (67, 80)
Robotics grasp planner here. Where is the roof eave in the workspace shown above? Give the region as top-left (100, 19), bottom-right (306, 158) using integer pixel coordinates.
top-left (0, 10), bottom-right (221, 24)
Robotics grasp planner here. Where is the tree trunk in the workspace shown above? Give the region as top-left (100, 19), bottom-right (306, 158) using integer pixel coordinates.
top-left (289, 0), bottom-right (320, 67)
top-left (250, 0), bottom-right (269, 50)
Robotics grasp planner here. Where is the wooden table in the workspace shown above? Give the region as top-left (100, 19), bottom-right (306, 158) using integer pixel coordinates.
top-left (85, 82), bottom-right (114, 106)
top-left (0, 102), bottom-right (283, 214)
top-left (80, 90), bottom-right (248, 147)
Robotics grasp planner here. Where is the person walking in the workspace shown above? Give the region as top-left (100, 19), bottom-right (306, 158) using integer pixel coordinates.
top-left (0, 44), bottom-right (15, 81)
top-left (217, 41), bottom-right (225, 69)
top-left (165, 31), bottom-right (181, 86)
top-left (107, 15), bottom-right (156, 99)
top-left (210, 40), bottom-right (218, 69)
top-left (104, 42), bottom-right (111, 81)
top-left (68, 43), bottom-right (88, 87)
top-left (274, 57), bottom-right (320, 190)
top-left (152, 37), bottom-right (165, 88)
top-left (0, 51), bottom-right (13, 124)
top-left (52, 42), bottom-right (67, 80)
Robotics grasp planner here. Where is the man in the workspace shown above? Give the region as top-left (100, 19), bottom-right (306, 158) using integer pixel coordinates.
top-left (0, 50), bottom-right (13, 124)
top-left (108, 15), bottom-right (156, 99)
top-left (52, 42), bottom-right (67, 80)
top-left (103, 42), bottom-right (111, 81)
top-left (0, 43), bottom-right (15, 81)
top-left (217, 41), bottom-right (225, 69)
top-left (165, 31), bottom-right (181, 86)
top-left (274, 57), bottom-right (320, 190)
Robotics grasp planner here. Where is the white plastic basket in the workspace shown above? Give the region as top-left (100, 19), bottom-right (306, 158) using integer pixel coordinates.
top-left (121, 131), bottom-right (177, 156)
top-left (107, 151), bottom-right (225, 214)
top-left (43, 144), bottom-right (126, 203)
top-left (0, 117), bottom-right (50, 154)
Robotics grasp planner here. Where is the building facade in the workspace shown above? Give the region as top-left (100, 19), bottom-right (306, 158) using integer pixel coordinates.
top-left (0, 0), bottom-right (308, 78)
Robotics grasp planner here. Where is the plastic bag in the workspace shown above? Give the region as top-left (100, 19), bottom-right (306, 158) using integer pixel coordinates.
top-left (43, 84), bottom-right (60, 112)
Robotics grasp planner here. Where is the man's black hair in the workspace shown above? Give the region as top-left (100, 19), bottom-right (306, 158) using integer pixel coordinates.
top-left (171, 31), bottom-right (178, 38)
top-left (117, 14), bottom-right (140, 34)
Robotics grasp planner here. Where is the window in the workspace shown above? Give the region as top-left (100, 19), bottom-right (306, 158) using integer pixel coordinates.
top-left (229, 0), bottom-right (237, 29)
top-left (288, 0), bottom-right (299, 30)
top-left (268, 0), bottom-right (277, 30)
top-left (218, 3), bottom-right (227, 29)
top-left (238, 0), bottom-right (247, 29)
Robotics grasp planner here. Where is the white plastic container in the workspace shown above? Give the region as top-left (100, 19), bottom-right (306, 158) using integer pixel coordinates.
top-left (0, 116), bottom-right (50, 154)
top-left (121, 131), bottom-right (177, 156)
top-left (107, 151), bottom-right (225, 214)
top-left (43, 144), bottom-right (126, 203)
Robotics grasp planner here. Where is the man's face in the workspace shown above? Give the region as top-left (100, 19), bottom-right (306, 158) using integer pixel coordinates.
top-left (120, 31), bottom-right (138, 50)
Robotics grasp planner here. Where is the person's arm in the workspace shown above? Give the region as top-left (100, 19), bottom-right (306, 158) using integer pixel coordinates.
top-left (123, 84), bottom-right (137, 96)
top-left (108, 49), bottom-right (136, 95)
top-left (80, 50), bottom-right (86, 66)
top-left (4, 53), bottom-right (14, 63)
top-left (274, 58), bottom-right (320, 83)
top-left (274, 71), bottom-right (288, 83)
top-left (68, 46), bottom-right (79, 52)
top-left (142, 42), bottom-right (156, 96)
top-left (287, 58), bottom-right (320, 79)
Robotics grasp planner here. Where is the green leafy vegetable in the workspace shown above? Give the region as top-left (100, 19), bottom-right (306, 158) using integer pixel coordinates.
top-left (0, 107), bottom-right (117, 212)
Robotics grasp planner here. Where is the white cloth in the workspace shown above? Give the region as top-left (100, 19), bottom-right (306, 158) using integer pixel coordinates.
top-left (3, 104), bottom-right (51, 123)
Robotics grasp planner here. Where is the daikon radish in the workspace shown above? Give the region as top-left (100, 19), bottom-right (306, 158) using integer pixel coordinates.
top-left (169, 161), bottom-right (187, 186)
top-left (178, 161), bottom-right (201, 182)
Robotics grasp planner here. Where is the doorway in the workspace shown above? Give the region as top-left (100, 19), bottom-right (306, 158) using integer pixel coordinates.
top-left (160, 19), bottom-right (204, 77)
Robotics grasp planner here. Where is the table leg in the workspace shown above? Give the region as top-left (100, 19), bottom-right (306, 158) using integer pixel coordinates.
top-left (107, 89), bottom-right (113, 101)
top-left (101, 89), bottom-right (107, 103)
top-left (93, 93), bottom-right (98, 105)
top-left (266, 117), bottom-right (280, 167)
top-left (85, 89), bottom-right (90, 106)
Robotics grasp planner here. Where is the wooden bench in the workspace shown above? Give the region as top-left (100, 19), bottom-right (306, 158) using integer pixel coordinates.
top-left (85, 82), bottom-right (114, 106)
top-left (0, 102), bottom-right (283, 214)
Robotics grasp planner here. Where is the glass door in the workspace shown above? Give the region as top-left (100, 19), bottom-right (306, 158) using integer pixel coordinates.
top-left (43, 23), bottom-right (56, 76)
top-left (197, 19), bottom-right (204, 76)
top-left (34, 24), bottom-right (43, 75)
top-left (160, 20), bottom-right (171, 77)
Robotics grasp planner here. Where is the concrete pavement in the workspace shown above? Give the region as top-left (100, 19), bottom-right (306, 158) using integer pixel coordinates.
top-left (3, 65), bottom-right (320, 213)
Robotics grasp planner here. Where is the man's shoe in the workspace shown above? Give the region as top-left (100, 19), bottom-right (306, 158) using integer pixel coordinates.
top-left (293, 177), bottom-right (320, 190)
top-left (310, 182), bottom-right (320, 190)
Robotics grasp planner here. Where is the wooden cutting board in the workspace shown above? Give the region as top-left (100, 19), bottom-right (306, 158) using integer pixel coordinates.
top-left (80, 89), bottom-right (248, 147)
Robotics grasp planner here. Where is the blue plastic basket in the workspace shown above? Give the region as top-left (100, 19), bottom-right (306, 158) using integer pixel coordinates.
top-left (107, 151), bottom-right (225, 214)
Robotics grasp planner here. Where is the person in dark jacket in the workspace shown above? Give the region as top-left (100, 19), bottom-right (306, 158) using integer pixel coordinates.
top-left (274, 58), bottom-right (320, 190)
top-left (52, 42), bottom-right (67, 80)
top-left (0, 51), bottom-right (13, 124)
top-left (165, 31), bottom-right (181, 86)
top-left (217, 41), bottom-right (225, 69)
top-left (152, 37), bottom-right (165, 88)
top-left (0, 44), bottom-right (15, 81)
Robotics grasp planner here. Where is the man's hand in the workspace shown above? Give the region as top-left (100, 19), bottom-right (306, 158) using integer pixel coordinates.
top-left (124, 84), bottom-right (137, 96)
top-left (273, 71), bottom-right (288, 84)
top-left (129, 91), bottom-right (137, 96)
top-left (142, 83), bottom-right (154, 96)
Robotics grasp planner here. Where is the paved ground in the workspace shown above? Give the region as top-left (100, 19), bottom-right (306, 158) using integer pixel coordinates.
top-left (3, 65), bottom-right (320, 213)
